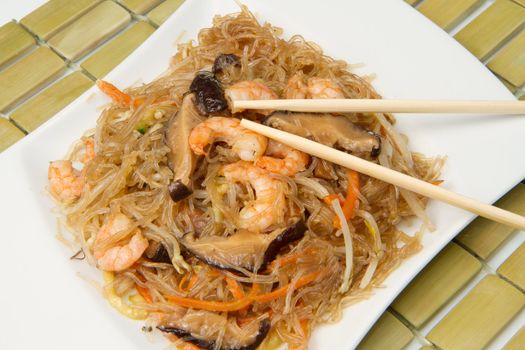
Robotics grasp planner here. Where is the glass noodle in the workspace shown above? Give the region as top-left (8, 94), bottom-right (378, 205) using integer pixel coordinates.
top-left (51, 6), bottom-right (445, 350)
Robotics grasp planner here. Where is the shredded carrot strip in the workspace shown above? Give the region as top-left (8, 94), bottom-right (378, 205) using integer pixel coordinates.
top-left (167, 294), bottom-right (253, 312)
top-left (323, 194), bottom-right (341, 206)
top-left (166, 271), bottom-right (322, 311)
top-left (96, 80), bottom-right (144, 108)
top-left (179, 273), bottom-right (199, 292)
top-left (207, 269), bottom-right (222, 278)
top-left (431, 179), bottom-right (444, 186)
top-left (187, 274), bottom-right (198, 290)
top-left (342, 170), bottom-right (360, 220)
top-left (324, 171), bottom-right (360, 229)
top-left (178, 274), bottom-right (190, 291)
top-left (299, 319), bottom-right (309, 337)
top-left (226, 277), bottom-right (245, 300)
top-left (269, 247), bottom-right (316, 270)
top-left (167, 284), bottom-right (259, 312)
top-left (253, 271), bottom-right (323, 303)
top-left (226, 276), bottom-right (247, 314)
top-left (136, 285), bottom-right (152, 303)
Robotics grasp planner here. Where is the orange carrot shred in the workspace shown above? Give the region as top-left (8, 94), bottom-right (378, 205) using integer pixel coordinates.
top-left (226, 276), bottom-right (248, 314)
top-left (431, 179), bottom-right (444, 186)
top-left (323, 194), bottom-right (341, 206)
top-left (324, 171), bottom-right (360, 229)
top-left (179, 273), bottom-right (199, 292)
top-left (226, 277), bottom-right (245, 300)
top-left (341, 170), bottom-right (360, 220)
top-left (178, 274), bottom-right (190, 291)
top-left (136, 285), bottom-right (152, 303)
top-left (167, 294), bottom-right (253, 312)
top-left (299, 319), bottom-right (309, 337)
top-left (96, 80), bottom-right (144, 108)
top-left (343, 170), bottom-right (359, 219)
top-left (253, 271), bottom-right (323, 303)
top-left (167, 283), bottom-right (259, 312)
top-left (269, 247), bottom-right (316, 270)
top-left (166, 271), bottom-right (323, 312)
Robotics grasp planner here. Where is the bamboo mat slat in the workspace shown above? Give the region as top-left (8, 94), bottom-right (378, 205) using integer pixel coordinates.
top-left (81, 21), bottom-right (155, 79)
top-left (427, 275), bottom-right (525, 350)
top-left (503, 326), bottom-right (525, 350)
top-left (20, 0), bottom-right (102, 40)
top-left (487, 30), bottom-right (525, 88)
top-left (512, 0), bottom-right (525, 6)
top-left (498, 242), bottom-right (525, 291)
top-left (0, 118), bottom-right (24, 152)
top-left (456, 184), bottom-right (525, 259)
top-left (356, 312), bottom-right (414, 350)
top-left (0, 47), bottom-right (65, 113)
top-left (48, 1), bottom-right (131, 61)
top-left (9, 71), bottom-right (93, 133)
top-left (391, 243), bottom-right (481, 328)
top-left (0, 22), bottom-right (36, 70)
top-left (147, 0), bottom-right (185, 27)
top-left (418, 0), bottom-right (483, 32)
top-left (118, 0), bottom-right (164, 15)
top-left (454, 0), bottom-right (525, 60)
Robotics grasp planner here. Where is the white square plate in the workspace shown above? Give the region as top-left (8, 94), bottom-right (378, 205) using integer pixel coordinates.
top-left (1, 0), bottom-right (523, 349)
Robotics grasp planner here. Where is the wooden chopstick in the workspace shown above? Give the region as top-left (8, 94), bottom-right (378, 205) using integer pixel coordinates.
top-left (240, 119), bottom-right (525, 231)
top-left (233, 99), bottom-right (525, 114)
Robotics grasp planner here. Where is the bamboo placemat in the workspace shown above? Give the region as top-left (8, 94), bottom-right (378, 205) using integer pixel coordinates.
top-left (0, 1), bottom-right (524, 349)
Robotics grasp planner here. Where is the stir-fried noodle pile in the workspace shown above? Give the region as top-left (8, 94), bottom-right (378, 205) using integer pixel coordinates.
top-left (48, 7), bottom-right (444, 350)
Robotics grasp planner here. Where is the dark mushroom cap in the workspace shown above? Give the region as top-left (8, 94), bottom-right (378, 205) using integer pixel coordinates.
top-left (144, 241), bottom-right (172, 263)
top-left (158, 311), bottom-right (270, 350)
top-left (212, 54), bottom-right (241, 75)
top-left (189, 71), bottom-right (228, 115)
top-left (264, 112), bottom-right (381, 158)
top-left (168, 179), bottom-right (193, 202)
top-left (180, 220), bottom-right (307, 273)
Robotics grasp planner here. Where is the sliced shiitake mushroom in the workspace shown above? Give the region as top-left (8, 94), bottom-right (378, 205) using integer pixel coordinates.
top-left (158, 310), bottom-right (270, 350)
top-left (165, 94), bottom-right (205, 201)
top-left (189, 71), bottom-right (228, 115)
top-left (212, 53), bottom-right (241, 75)
top-left (264, 112), bottom-right (381, 158)
top-left (144, 241), bottom-right (171, 263)
top-left (180, 220), bottom-right (306, 273)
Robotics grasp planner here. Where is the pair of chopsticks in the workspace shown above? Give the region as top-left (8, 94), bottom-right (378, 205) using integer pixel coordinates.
top-left (235, 99), bottom-right (525, 231)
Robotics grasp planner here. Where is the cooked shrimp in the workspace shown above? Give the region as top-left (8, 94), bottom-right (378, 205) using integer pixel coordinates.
top-left (48, 160), bottom-right (83, 203)
top-left (307, 78), bottom-right (345, 99)
top-left (94, 213), bottom-right (149, 272)
top-left (189, 116), bottom-right (267, 161)
top-left (225, 80), bottom-right (278, 115)
top-left (284, 73), bottom-right (308, 99)
top-left (48, 138), bottom-right (94, 203)
top-left (221, 161), bottom-right (285, 231)
top-left (255, 140), bottom-right (310, 176)
top-left (285, 74), bottom-right (345, 99)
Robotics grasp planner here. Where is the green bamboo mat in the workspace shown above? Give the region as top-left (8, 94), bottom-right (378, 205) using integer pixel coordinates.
top-left (1, 1), bottom-right (524, 349)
